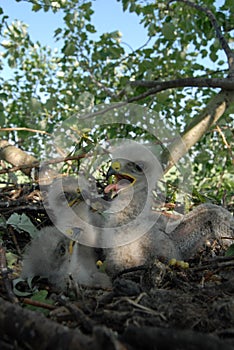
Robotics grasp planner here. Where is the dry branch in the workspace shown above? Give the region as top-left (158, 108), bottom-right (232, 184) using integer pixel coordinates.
top-left (0, 127), bottom-right (50, 136)
top-left (0, 297), bottom-right (92, 350)
top-left (0, 140), bottom-right (38, 177)
top-left (130, 77), bottom-right (234, 91)
top-left (121, 326), bottom-right (234, 350)
top-left (162, 89), bottom-right (234, 171)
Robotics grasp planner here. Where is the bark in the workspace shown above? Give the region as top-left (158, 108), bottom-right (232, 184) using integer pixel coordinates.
top-left (130, 77), bottom-right (234, 90)
top-left (0, 297), bottom-right (127, 350)
top-left (0, 297), bottom-right (91, 350)
top-left (0, 140), bottom-right (58, 184)
top-left (121, 326), bottom-right (234, 350)
top-left (0, 140), bottom-right (37, 177)
top-left (162, 90), bottom-right (234, 171)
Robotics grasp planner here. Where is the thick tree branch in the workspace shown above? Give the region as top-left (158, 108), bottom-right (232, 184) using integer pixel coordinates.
top-left (0, 297), bottom-right (127, 350)
top-left (122, 326), bottom-right (234, 350)
top-left (0, 140), bottom-right (89, 184)
top-left (0, 297), bottom-right (91, 350)
top-left (130, 77), bottom-right (234, 91)
top-left (162, 90), bottom-right (234, 171)
top-left (0, 140), bottom-right (38, 177)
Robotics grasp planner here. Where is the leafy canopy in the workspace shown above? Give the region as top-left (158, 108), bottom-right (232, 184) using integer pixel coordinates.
top-left (0, 0), bottom-right (233, 205)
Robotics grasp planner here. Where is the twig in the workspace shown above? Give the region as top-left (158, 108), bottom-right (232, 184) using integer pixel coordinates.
top-left (191, 255), bottom-right (234, 272)
top-left (128, 87), bottom-right (161, 102)
top-left (8, 225), bottom-right (22, 257)
top-left (84, 66), bottom-right (118, 98)
top-left (22, 298), bottom-right (56, 311)
top-left (0, 127), bottom-right (51, 136)
top-left (113, 296), bottom-right (167, 320)
top-left (215, 125), bottom-right (234, 164)
top-left (0, 154), bottom-right (88, 176)
top-left (0, 205), bottom-right (44, 215)
top-left (0, 244), bottom-right (18, 303)
top-left (57, 297), bottom-right (95, 333)
top-left (114, 265), bottom-right (147, 278)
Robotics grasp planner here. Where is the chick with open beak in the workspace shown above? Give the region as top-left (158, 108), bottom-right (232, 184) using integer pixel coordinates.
top-left (105, 161), bottom-right (136, 197)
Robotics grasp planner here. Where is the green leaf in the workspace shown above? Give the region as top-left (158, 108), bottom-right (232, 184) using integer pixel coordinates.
top-left (209, 50), bottom-right (218, 62)
top-left (54, 27), bottom-right (62, 37)
top-left (0, 216), bottom-right (7, 230)
top-left (44, 97), bottom-right (57, 109)
top-left (6, 252), bottom-right (18, 268)
top-left (8, 57), bottom-right (17, 68)
top-left (225, 244), bottom-right (234, 257)
top-left (26, 290), bottom-right (54, 315)
top-left (121, 0), bottom-right (131, 12)
top-left (30, 97), bottom-right (42, 112)
top-left (86, 24), bottom-right (96, 33)
top-left (62, 42), bottom-right (76, 56)
top-left (162, 22), bottom-right (175, 40)
top-left (32, 3), bottom-right (42, 12)
top-left (7, 213), bottom-right (38, 238)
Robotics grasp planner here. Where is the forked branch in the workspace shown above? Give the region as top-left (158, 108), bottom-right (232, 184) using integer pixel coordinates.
top-left (168, 0), bottom-right (234, 70)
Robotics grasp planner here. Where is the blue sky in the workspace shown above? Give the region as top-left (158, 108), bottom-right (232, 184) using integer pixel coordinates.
top-left (2, 0), bottom-right (149, 51)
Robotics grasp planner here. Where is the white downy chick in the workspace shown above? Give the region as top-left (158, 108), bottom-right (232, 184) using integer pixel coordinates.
top-left (22, 226), bottom-right (111, 289)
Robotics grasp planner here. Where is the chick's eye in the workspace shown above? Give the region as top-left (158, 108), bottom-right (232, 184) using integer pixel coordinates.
top-left (112, 161), bottom-right (121, 172)
top-left (135, 162), bottom-right (144, 172)
top-left (56, 241), bottom-right (67, 257)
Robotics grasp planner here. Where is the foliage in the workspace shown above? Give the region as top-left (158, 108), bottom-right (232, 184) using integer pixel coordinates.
top-left (6, 213), bottom-right (39, 238)
top-left (0, 0), bottom-right (233, 205)
top-left (225, 243), bottom-right (234, 257)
